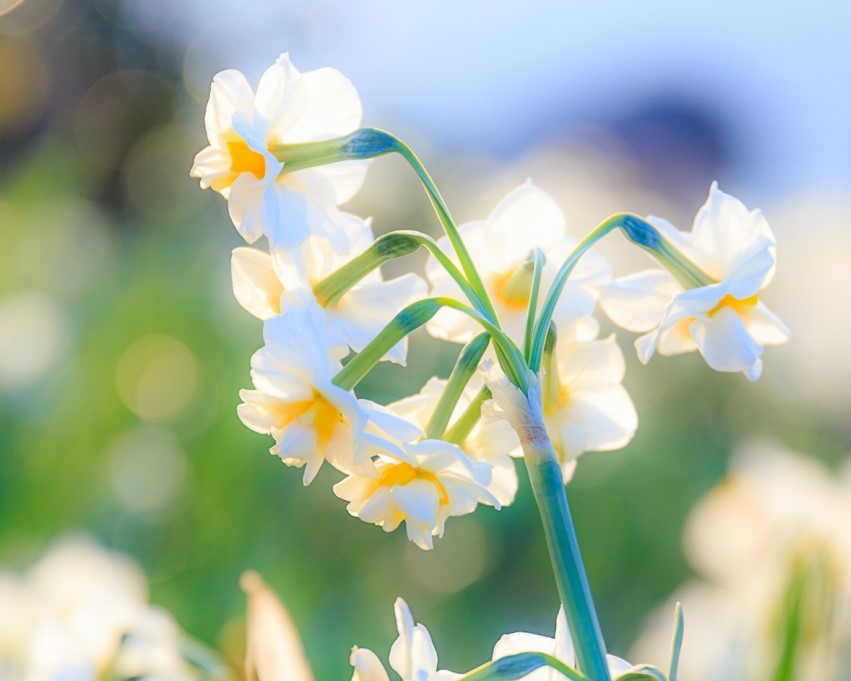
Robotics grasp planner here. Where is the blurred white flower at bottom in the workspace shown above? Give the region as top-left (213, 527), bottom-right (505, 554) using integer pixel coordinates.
top-left (631, 441), bottom-right (851, 681)
top-left (0, 535), bottom-right (212, 681)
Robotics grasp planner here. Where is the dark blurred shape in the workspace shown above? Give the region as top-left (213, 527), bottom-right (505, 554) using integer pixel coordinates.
top-left (603, 95), bottom-right (732, 198)
top-left (0, 37), bottom-right (49, 137)
top-left (0, 0), bottom-right (181, 217)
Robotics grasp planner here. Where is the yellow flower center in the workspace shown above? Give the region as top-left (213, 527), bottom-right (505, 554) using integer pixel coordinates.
top-left (492, 265), bottom-right (534, 310)
top-left (271, 390), bottom-right (343, 448)
top-left (375, 462), bottom-right (449, 505)
top-left (227, 138), bottom-right (267, 180)
top-left (543, 383), bottom-right (569, 416)
top-left (709, 293), bottom-right (759, 317)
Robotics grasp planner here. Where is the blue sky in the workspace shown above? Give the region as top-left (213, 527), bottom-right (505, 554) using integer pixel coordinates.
top-left (139, 0), bottom-right (851, 198)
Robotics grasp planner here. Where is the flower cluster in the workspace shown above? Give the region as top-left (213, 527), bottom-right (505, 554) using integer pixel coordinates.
top-left (0, 537), bottom-right (211, 681)
top-left (192, 53), bottom-right (788, 554)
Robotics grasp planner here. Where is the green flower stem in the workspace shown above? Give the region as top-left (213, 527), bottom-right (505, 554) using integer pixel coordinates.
top-left (443, 386), bottom-right (490, 444)
top-left (274, 129), bottom-right (499, 323)
top-left (425, 333), bottom-right (490, 439)
top-left (524, 249), bottom-right (545, 361)
top-left (528, 213), bottom-right (713, 372)
top-left (456, 652), bottom-right (590, 681)
top-left (518, 395), bottom-right (611, 681)
top-left (312, 230), bottom-right (490, 319)
top-left (333, 297), bottom-right (523, 392)
top-left (668, 603), bottom-right (684, 681)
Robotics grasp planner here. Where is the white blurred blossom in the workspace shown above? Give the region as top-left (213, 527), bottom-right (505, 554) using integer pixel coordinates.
top-left (0, 536), bottom-right (206, 681)
top-left (631, 441), bottom-right (851, 681)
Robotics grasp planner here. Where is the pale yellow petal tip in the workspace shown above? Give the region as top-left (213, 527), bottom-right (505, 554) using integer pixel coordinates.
top-left (240, 569), bottom-right (264, 595)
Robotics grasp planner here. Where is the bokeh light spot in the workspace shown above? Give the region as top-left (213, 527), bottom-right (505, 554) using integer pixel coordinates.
top-left (0, 289), bottom-right (65, 391)
top-left (403, 519), bottom-right (489, 594)
top-left (107, 428), bottom-right (188, 515)
top-left (115, 335), bottom-right (199, 422)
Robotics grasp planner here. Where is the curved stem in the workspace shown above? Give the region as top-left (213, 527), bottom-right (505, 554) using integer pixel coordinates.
top-left (384, 134), bottom-right (499, 322)
top-left (529, 217), bottom-right (621, 371)
top-left (524, 248), bottom-right (545, 361)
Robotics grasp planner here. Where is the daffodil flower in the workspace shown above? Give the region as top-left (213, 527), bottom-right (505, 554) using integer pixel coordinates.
top-left (231, 212), bottom-right (426, 365)
top-left (425, 180), bottom-right (610, 345)
top-left (388, 376), bottom-right (521, 506)
top-left (600, 183), bottom-right (790, 381)
top-left (333, 436), bottom-right (499, 550)
top-left (191, 53), bottom-right (366, 250)
top-left (350, 598), bottom-right (459, 681)
top-left (493, 606), bottom-right (632, 681)
top-left (539, 322), bottom-right (638, 482)
top-left (238, 307), bottom-right (418, 484)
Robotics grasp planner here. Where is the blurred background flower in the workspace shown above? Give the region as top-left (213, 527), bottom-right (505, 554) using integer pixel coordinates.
top-left (1, 0), bottom-right (850, 678)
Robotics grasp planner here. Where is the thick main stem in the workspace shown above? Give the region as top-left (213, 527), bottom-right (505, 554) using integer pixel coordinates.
top-left (518, 403), bottom-right (611, 681)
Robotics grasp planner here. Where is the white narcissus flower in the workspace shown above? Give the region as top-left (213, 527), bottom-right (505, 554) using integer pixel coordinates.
top-left (540, 322), bottom-right (638, 482)
top-left (231, 212), bottom-right (426, 365)
top-left (238, 306), bottom-right (416, 484)
top-left (333, 436), bottom-right (499, 550)
top-left (350, 598), bottom-right (459, 681)
top-left (493, 606), bottom-right (631, 681)
top-left (425, 180), bottom-right (610, 346)
top-left (241, 571), bottom-right (314, 681)
top-left (600, 182), bottom-right (790, 381)
top-left (388, 376), bottom-right (521, 506)
top-left (191, 53), bottom-right (366, 250)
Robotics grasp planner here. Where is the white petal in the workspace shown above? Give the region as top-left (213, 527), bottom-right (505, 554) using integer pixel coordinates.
top-left (691, 182), bottom-right (776, 279)
top-left (255, 53), bottom-right (308, 139)
top-left (205, 69), bottom-right (255, 142)
top-left (350, 647), bottom-right (390, 681)
top-left (488, 180), bottom-right (566, 255)
top-left (391, 480), bottom-right (440, 524)
top-left (389, 599), bottom-right (416, 678)
top-left (690, 307), bottom-right (764, 379)
top-left (553, 607), bottom-right (575, 668)
top-left (743, 302), bottom-right (790, 346)
top-left (241, 571), bottom-right (314, 681)
top-left (559, 335), bottom-right (625, 392)
top-left (724, 241), bottom-right (775, 299)
top-left (284, 66), bottom-right (363, 143)
top-left (228, 174), bottom-right (280, 244)
top-left (231, 247), bottom-right (283, 319)
top-left (600, 270), bottom-right (682, 333)
top-left (565, 386), bottom-right (638, 454)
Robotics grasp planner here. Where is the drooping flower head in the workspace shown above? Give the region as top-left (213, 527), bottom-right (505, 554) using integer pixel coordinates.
top-left (238, 305), bottom-right (415, 484)
top-left (191, 53), bottom-right (366, 251)
top-left (333, 434), bottom-right (499, 550)
top-left (388, 376), bottom-right (521, 506)
top-left (601, 183), bottom-right (790, 380)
